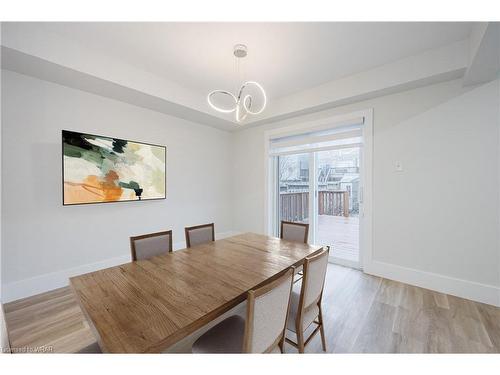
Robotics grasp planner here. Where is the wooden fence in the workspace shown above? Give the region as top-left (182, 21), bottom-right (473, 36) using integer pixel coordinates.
top-left (318, 190), bottom-right (350, 217)
top-left (280, 191), bottom-right (309, 222)
top-left (280, 190), bottom-right (349, 222)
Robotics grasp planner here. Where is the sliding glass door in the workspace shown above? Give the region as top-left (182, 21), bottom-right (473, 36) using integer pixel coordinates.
top-left (314, 147), bottom-right (361, 267)
top-left (272, 122), bottom-right (364, 269)
top-left (277, 153), bottom-right (310, 225)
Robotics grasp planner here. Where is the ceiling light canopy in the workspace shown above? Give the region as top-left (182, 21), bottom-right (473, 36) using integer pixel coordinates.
top-left (207, 44), bottom-right (267, 123)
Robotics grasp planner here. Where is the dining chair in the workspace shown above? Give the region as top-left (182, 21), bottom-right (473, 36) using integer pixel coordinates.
top-left (192, 267), bottom-right (295, 353)
top-left (280, 221), bottom-right (309, 243)
top-left (286, 248), bottom-right (329, 353)
top-left (281, 221), bottom-right (309, 283)
top-left (130, 230), bottom-right (173, 261)
top-left (185, 223), bottom-right (215, 248)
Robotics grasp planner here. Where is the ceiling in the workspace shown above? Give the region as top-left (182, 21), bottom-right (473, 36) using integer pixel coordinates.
top-left (36, 22), bottom-right (474, 100)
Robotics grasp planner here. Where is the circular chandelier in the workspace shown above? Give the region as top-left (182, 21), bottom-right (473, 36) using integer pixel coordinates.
top-left (207, 44), bottom-right (267, 123)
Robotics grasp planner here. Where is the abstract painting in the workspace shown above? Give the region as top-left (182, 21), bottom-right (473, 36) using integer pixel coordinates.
top-left (62, 130), bottom-right (166, 205)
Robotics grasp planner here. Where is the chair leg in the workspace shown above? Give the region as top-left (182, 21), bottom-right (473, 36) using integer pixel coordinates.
top-left (278, 333), bottom-right (286, 354)
top-left (296, 329), bottom-right (305, 353)
top-left (318, 305), bottom-right (327, 352)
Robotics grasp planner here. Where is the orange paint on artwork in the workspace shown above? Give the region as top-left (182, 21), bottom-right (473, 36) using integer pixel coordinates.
top-left (100, 170), bottom-right (123, 201)
top-left (64, 170), bottom-right (123, 204)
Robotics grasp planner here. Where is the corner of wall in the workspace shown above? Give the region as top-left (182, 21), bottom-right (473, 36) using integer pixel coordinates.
top-left (0, 23), bottom-right (11, 352)
top-left (364, 260), bottom-right (500, 307)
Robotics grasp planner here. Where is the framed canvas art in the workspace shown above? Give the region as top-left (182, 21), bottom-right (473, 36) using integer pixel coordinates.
top-left (62, 130), bottom-right (166, 205)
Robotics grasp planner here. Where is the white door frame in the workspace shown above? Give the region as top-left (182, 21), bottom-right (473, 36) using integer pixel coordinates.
top-left (263, 109), bottom-right (373, 270)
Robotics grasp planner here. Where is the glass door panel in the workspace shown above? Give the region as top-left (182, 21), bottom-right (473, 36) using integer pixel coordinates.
top-left (315, 147), bottom-right (361, 266)
top-left (277, 153), bottom-right (310, 234)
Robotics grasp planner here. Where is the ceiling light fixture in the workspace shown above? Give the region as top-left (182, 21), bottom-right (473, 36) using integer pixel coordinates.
top-left (207, 44), bottom-right (267, 123)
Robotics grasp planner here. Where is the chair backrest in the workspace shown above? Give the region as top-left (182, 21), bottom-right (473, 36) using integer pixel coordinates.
top-left (243, 268), bottom-right (294, 353)
top-left (185, 223), bottom-right (215, 248)
top-left (300, 248), bottom-right (329, 310)
top-left (130, 230), bottom-right (173, 261)
top-left (280, 221), bottom-right (309, 244)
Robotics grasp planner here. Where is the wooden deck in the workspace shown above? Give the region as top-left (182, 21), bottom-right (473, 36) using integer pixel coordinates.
top-left (316, 215), bottom-right (359, 263)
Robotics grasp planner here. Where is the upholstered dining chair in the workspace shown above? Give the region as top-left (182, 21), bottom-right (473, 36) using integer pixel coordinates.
top-left (280, 221), bottom-right (309, 244)
top-left (192, 268), bottom-right (295, 353)
top-left (185, 223), bottom-right (215, 248)
top-left (130, 230), bottom-right (173, 261)
top-left (280, 221), bottom-right (309, 283)
top-left (286, 248), bottom-right (329, 353)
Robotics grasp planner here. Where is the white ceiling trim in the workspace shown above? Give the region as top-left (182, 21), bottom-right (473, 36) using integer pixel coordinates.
top-left (2, 23), bottom-right (496, 132)
top-left (1, 40), bottom-right (470, 132)
top-left (0, 24), bottom-right (234, 127)
top-left (246, 39), bottom-right (470, 127)
top-left (463, 23), bottom-right (500, 86)
top-left (1, 47), bottom-right (237, 131)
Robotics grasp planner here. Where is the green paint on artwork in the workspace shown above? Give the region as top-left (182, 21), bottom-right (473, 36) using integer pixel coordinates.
top-left (151, 147), bottom-right (165, 162)
top-left (80, 149), bottom-right (105, 167)
top-left (63, 143), bottom-right (83, 158)
top-left (112, 139), bottom-right (127, 153)
top-left (151, 168), bottom-right (166, 195)
top-left (119, 180), bottom-right (141, 190)
top-left (119, 180), bottom-right (143, 199)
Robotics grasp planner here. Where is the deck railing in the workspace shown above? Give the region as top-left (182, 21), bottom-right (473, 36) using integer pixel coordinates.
top-left (280, 190), bottom-right (349, 222)
top-left (318, 190), bottom-right (350, 217)
top-left (280, 191), bottom-right (309, 222)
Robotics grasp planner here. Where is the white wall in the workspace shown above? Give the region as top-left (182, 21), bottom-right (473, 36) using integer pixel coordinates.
top-left (1, 70), bottom-right (234, 302)
top-left (231, 78), bottom-right (500, 306)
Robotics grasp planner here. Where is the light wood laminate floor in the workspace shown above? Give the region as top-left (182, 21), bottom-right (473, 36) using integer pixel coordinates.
top-left (4, 264), bottom-right (500, 353)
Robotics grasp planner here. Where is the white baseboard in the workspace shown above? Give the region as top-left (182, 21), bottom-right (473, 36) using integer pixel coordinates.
top-left (328, 255), bottom-right (361, 270)
top-left (2, 231), bottom-right (242, 303)
top-left (2, 254), bottom-right (131, 303)
top-left (364, 260), bottom-right (500, 307)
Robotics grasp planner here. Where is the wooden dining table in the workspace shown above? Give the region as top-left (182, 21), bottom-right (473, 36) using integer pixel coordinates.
top-left (70, 232), bottom-right (323, 353)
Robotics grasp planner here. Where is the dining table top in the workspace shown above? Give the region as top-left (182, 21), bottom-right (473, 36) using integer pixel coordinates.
top-left (69, 232), bottom-right (323, 353)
